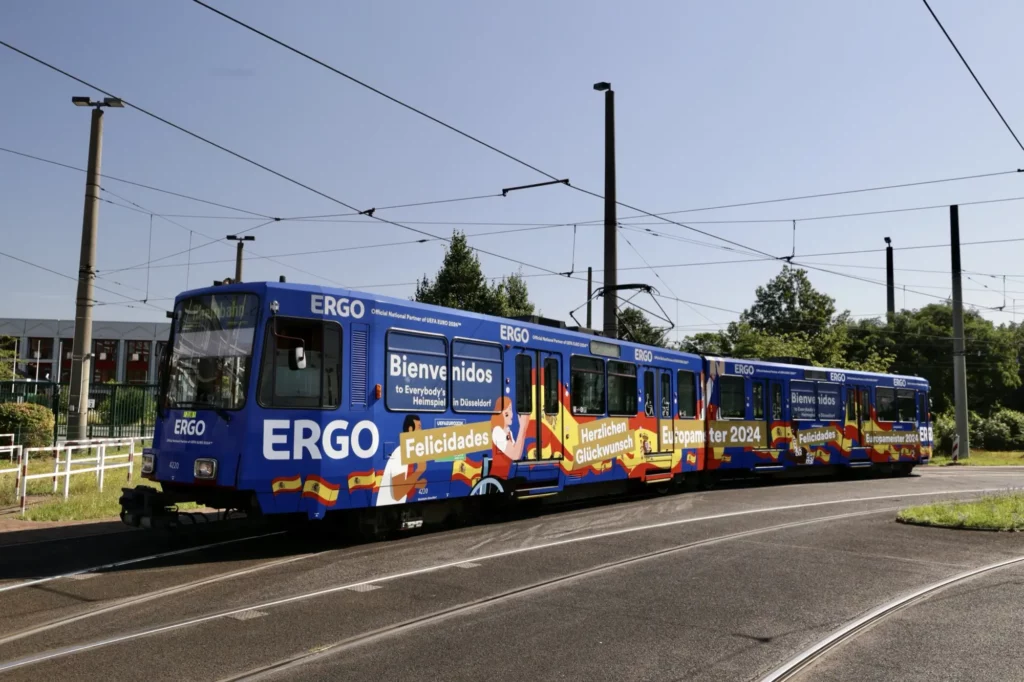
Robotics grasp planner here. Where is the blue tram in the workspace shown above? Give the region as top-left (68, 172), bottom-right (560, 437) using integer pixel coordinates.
top-left (119, 281), bottom-right (932, 529)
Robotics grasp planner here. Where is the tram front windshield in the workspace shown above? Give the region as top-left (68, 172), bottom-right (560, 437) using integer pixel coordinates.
top-left (163, 293), bottom-right (260, 411)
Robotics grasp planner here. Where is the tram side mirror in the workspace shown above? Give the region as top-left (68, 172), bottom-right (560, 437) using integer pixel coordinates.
top-left (289, 345), bottom-right (307, 371)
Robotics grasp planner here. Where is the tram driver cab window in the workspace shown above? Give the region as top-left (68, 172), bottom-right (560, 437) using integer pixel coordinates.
top-left (258, 318), bottom-right (341, 409)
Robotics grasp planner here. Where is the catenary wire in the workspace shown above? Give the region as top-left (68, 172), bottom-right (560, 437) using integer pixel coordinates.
top-left (921, 0), bottom-right (1024, 154)
top-left (0, 145), bottom-right (271, 218)
top-left (0, 40), bottom-right (580, 282)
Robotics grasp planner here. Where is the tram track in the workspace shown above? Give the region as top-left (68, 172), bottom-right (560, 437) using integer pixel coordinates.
top-left (0, 486), bottom-right (1002, 676)
top-left (0, 530), bottom-right (288, 594)
top-left (760, 554), bottom-right (1024, 681)
top-left (217, 507), bottom-right (902, 681)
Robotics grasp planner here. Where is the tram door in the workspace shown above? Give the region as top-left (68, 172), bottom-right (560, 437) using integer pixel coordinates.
top-left (538, 352), bottom-right (565, 460)
top-left (657, 370), bottom-right (674, 452)
top-left (847, 384), bottom-right (871, 460)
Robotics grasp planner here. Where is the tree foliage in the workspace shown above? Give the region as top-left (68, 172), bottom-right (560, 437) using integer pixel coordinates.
top-left (0, 336), bottom-right (15, 382)
top-left (415, 231), bottom-right (535, 317)
top-left (617, 307), bottom-right (668, 347)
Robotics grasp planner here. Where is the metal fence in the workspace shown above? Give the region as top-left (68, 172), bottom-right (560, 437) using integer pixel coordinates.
top-left (0, 381), bottom-right (158, 444)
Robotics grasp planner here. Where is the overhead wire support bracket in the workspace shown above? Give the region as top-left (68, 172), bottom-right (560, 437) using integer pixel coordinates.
top-left (501, 179), bottom-right (570, 197)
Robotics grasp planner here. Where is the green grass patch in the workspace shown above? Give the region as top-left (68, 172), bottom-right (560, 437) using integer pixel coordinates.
top-left (897, 492), bottom-right (1024, 531)
top-left (928, 450), bottom-right (1024, 467)
top-left (0, 446), bottom-right (194, 522)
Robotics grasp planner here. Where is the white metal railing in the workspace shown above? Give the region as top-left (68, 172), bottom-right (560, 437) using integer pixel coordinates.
top-left (0, 443), bottom-right (25, 492)
top-left (1, 443), bottom-right (22, 464)
top-left (16, 438), bottom-right (138, 514)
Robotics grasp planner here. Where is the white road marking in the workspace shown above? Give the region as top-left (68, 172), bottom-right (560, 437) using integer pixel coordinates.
top-left (0, 553), bottom-right (320, 646)
top-left (455, 562), bottom-right (481, 569)
top-left (228, 610), bottom-right (268, 622)
top-left (0, 486), bottom-right (1003, 674)
top-left (344, 584), bottom-right (380, 593)
top-left (0, 531), bottom-right (287, 594)
top-left (760, 553), bottom-right (1024, 681)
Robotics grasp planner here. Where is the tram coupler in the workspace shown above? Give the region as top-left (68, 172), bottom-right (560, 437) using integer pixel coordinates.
top-left (119, 485), bottom-right (182, 530)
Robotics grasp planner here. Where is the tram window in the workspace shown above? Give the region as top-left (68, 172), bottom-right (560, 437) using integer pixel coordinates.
top-left (719, 376), bottom-right (745, 419)
top-left (543, 358), bottom-right (559, 415)
top-left (570, 356), bottom-right (605, 415)
top-left (752, 382), bottom-right (765, 420)
top-left (897, 389), bottom-right (917, 422)
top-left (772, 383), bottom-right (783, 420)
top-left (643, 371), bottom-right (655, 417)
top-left (258, 318), bottom-right (341, 409)
top-left (919, 393), bottom-right (929, 423)
top-left (660, 373), bottom-right (672, 418)
top-left (846, 389), bottom-right (857, 421)
top-left (385, 331), bottom-right (447, 412)
top-left (790, 380), bottom-right (817, 420)
top-left (677, 370), bottom-right (696, 418)
top-left (608, 361), bottom-right (638, 416)
top-left (817, 383), bottom-right (842, 421)
top-left (515, 354), bottom-right (533, 414)
top-left (876, 387), bottom-right (898, 422)
top-left (860, 387), bottom-right (871, 422)
top-left (451, 340), bottom-right (502, 414)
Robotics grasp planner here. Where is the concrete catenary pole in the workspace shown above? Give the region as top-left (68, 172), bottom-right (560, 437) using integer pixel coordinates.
top-left (594, 82), bottom-right (617, 339)
top-left (885, 237), bottom-right (895, 322)
top-left (67, 106), bottom-right (104, 441)
top-left (586, 266), bottom-right (593, 329)
top-left (227, 235), bottom-right (254, 283)
top-left (950, 205), bottom-right (970, 460)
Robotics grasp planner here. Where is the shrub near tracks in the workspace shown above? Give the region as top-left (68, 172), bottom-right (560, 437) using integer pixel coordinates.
top-left (897, 492), bottom-right (1024, 531)
top-left (0, 403), bottom-right (54, 448)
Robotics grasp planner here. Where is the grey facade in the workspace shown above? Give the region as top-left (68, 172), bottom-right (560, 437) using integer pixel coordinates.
top-left (0, 318), bottom-right (171, 384)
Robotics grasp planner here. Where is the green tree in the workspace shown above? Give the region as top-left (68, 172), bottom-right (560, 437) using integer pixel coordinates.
top-left (741, 265), bottom-right (836, 338)
top-left (679, 267), bottom-right (894, 371)
top-left (617, 307), bottom-right (668, 347)
top-left (415, 231), bottom-right (536, 317)
top-left (494, 272), bottom-right (535, 318)
top-left (678, 331), bottom-right (733, 356)
top-left (0, 336), bottom-right (15, 381)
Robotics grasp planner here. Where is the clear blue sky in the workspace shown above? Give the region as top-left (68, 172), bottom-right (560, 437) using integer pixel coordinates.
top-left (3, 0), bottom-right (1024, 341)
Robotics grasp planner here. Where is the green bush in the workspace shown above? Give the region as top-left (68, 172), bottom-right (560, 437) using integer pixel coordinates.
top-left (0, 402), bottom-right (55, 447)
top-left (934, 409), bottom-right (986, 453)
top-left (96, 386), bottom-right (156, 426)
top-left (980, 409), bottom-right (1024, 451)
top-left (24, 393), bottom-right (54, 409)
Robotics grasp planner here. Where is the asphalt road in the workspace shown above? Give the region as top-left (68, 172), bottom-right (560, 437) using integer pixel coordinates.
top-left (1, 468), bottom-right (1022, 681)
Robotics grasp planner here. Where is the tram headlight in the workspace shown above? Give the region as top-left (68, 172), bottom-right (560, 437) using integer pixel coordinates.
top-left (194, 458), bottom-right (218, 480)
top-left (141, 453), bottom-right (155, 475)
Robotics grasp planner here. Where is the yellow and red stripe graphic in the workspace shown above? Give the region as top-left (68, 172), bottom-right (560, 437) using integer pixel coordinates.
top-left (302, 475), bottom-right (341, 506)
top-left (271, 474), bottom-right (301, 495)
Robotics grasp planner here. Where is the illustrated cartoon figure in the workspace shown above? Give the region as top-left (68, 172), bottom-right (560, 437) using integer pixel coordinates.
top-left (640, 432), bottom-right (652, 455)
top-left (487, 396), bottom-right (531, 479)
top-left (376, 414), bottom-right (428, 506)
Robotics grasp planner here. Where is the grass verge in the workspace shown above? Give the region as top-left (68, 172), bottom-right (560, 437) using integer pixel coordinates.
top-left (928, 450), bottom-right (1024, 467)
top-left (0, 448), bottom-right (194, 522)
top-left (897, 492), bottom-right (1024, 531)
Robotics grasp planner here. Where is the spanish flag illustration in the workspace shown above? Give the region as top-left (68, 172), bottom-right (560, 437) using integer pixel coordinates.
top-left (452, 458), bottom-right (482, 486)
top-left (347, 469), bottom-right (381, 492)
top-left (302, 475), bottom-right (341, 506)
top-left (271, 474), bottom-right (302, 495)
